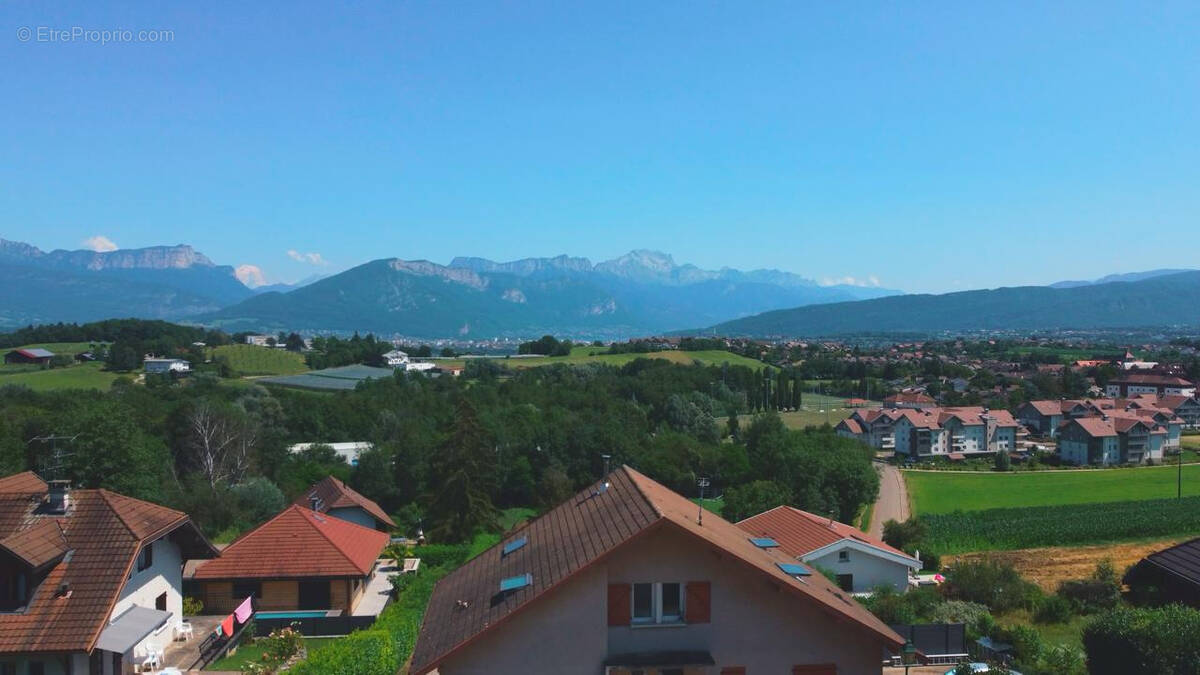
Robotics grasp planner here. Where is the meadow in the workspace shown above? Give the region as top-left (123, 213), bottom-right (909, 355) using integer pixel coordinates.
top-left (0, 361), bottom-right (119, 391)
top-left (449, 346), bottom-right (770, 371)
top-left (905, 464), bottom-right (1200, 514)
top-left (211, 344), bottom-right (308, 376)
top-left (723, 392), bottom-right (875, 430)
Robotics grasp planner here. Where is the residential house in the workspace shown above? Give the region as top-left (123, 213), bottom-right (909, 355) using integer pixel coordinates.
top-left (882, 392), bottom-right (936, 410)
top-left (1105, 374), bottom-right (1196, 398)
top-left (1016, 400), bottom-right (1065, 438)
top-left (382, 350), bottom-right (409, 367)
top-left (244, 335), bottom-right (273, 347)
top-left (1124, 538), bottom-right (1200, 608)
top-left (737, 506), bottom-right (921, 593)
top-left (3, 349), bottom-right (54, 366)
top-left (0, 472), bottom-right (217, 675)
top-left (292, 476), bottom-right (395, 532)
top-left (189, 505), bottom-right (388, 615)
top-left (410, 466), bottom-right (904, 675)
top-left (1057, 415), bottom-right (1166, 466)
top-left (1156, 395), bottom-right (1200, 429)
top-left (143, 358), bottom-right (190, 375)
top-left (840, 407), bottom-right (1018, 459)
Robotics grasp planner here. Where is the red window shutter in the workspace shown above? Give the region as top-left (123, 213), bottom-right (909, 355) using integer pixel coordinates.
top-left (793, 665), bottom-right (837, 675)
top-left (607, 583), bottom-right (631, 626)
top-left (685, 581), bottom-right (711, 623)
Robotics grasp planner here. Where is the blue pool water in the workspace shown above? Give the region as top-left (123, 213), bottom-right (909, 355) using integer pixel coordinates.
top-left (256, 610), bottom-right (328, 619)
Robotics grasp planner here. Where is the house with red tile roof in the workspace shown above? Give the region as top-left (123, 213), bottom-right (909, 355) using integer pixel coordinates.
top-left (0, 472), bottom-right (217, 675)
top-left (882, 392), bottom-right (936, 410)
top-left (738, 506), bottom-right (920, 594)
top-left (1104, 373), bottom-right (1196, 398)
top-left (410, 466), bottom-right (905, 675)
top-left (190, 504), bottom-right (388, 615)
top-left (840, 406), bottom-right (1018, 459)
top-left (292, 475), bottom-right (395, 531)
top-left (1058, 414), bottom-right (1166, 466)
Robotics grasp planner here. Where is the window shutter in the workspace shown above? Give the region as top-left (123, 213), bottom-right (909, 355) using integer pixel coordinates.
top-left (685, 581), bottom-right (710, 623)
top-left (607, 583), bottom-right (631, 626)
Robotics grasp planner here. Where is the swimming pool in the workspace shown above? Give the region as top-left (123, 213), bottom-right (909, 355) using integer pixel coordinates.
top-left (255, 610), bottom-right (330, 619)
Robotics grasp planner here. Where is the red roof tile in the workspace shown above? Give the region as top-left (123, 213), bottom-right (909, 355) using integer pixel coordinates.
top-left (292, 476), bottom-right (395, 528)
top-left (0, 478), bottom-right (211, 654)
top-left (410, 467), bottom-right (903, 675)
top-left (737, 505), bottom-right (916, 562)
top-left (192, 505), bottom-right (388, 580)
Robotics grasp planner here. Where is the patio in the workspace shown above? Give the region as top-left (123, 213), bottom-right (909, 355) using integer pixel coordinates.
top-left (161, 614), bottom-right (223, 671)
top-left (352, 558), bottom-right (402, 617)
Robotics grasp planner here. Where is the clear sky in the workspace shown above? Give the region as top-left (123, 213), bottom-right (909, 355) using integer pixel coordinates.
top-left (2, 2), bottom-right (1198, 293)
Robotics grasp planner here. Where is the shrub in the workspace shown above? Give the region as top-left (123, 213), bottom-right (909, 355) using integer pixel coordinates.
top-left (1034, 594), bottom-right (1074, 624)
top-left (1057, 560), bottom-right (1121, 614)
top-left (929, 600), bottom-right (993, 636)
top-left (1082, 605), bottom-right (1200, 675)
top-left (412, 543), bottom-right (471, 569)
top-left (292, 629), bottom-right (396, 675)
top-left (1038, 644), bottom-right (1086, 675)
top-left (941, 558), bottom-right (1041, 613)
top-left (182, 596), bottom-right (204, 616)
top-left (883, 518), bottom-right (927, 550)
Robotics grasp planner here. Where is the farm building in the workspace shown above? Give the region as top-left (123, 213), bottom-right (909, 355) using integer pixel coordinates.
top-left (1124, 538), bottom-right (1200, 608)
top-left (144, 358), bottom-right (190, 374)
top-left (4, 348), bottom-right (54, 365)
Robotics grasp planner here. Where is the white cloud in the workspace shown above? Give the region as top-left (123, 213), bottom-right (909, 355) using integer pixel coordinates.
top-left (81, 235), bottom-right (118, 252)
top-left (286, 249), bottom-right (328, 266)
top-left (819, 275), bottom-right (882, 288)
top-left (235, 264), bottom-right (267, 288)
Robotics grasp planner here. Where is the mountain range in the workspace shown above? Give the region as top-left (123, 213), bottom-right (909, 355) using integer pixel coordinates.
top-left (203, 250), bottom-right (900, 337)
top-left (3, 237), bottom-right (1197, 338)
top-left (702, 271), bottom-right (1200, 337)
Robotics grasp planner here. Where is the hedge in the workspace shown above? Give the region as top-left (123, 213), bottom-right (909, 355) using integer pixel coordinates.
top-left (1081, 605), bottom-right (1200, 675)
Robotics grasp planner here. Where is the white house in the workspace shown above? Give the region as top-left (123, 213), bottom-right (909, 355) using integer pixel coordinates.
top-left (287, 441), bottom-right (373, 465)
top-left (0, 473), bottom-right (217, 675)
top-left (244, 335), bottom-right (274, 347)
top-left (738, 505), bottom-right (922, 594)
top-left (382, 350), bottom-right (409, 367)
top-left (144, 358), bottom-right (191, 374)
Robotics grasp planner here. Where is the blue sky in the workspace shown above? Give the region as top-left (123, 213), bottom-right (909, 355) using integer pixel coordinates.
top-left (2, 2), bottom-right (1198, 293)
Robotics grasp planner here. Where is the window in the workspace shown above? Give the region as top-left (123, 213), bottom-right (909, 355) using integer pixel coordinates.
top-left (838, 550), bottom-right (850, 563)
top-left (28, 663), bottom-right (44, 675)
top-left (0, 663), bottom-right (14, 675)
top-left (232, 581), bottom-right (262, 599)
top-left (630, 582), bottom-right (685, 625)
top-left (136, 543), bottom-right (154, 572)
top-left (156, 592), bottom-right (168, 611)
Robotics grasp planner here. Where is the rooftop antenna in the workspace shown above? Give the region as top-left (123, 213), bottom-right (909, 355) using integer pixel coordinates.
top-left (697, 477), bottom-right (710, 526)
top-left (27, 434), bottom-right (79, 483)
top-left (601, 454), bottom-right (611, 477)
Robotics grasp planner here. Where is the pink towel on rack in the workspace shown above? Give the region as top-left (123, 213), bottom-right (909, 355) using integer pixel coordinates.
top-left (234, 596), bottom-right (253, 623)
top-left (220, 613), bottom-right (234, 637)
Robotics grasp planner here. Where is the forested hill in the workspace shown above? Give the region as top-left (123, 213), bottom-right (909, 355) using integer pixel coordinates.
top-left (702, 271), bottom-right (1200, 337)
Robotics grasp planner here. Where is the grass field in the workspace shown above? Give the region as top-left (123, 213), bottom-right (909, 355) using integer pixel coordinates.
top-left (445, 346), bottom-right (769, 371)
top-left (906, 464), bottom-right (1200, 514)
top-left (723, 393), bottom-right (877, 430)
top-left (205, 637), bottom-right (339, 671)
top-left (8, 341), bottom-right (97, 355)
top-left (211, 344), bottom-right (308, 376)
top-left (0, 361), bottom-right (119, 391)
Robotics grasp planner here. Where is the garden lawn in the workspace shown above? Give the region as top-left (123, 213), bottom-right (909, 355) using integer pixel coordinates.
top-left (204, 637), bottom-right (339, 671)
top-left (905, 464), bottom-right (1200, 514)
top-left (0, 361), bottom-right (119, 391)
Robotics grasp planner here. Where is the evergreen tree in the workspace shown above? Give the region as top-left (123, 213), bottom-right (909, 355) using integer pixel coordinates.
top-left (425, 397), bottom-right (499, 543)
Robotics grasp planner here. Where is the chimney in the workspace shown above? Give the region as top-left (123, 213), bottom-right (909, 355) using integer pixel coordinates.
top-left (46, 480), bottom-right (71, 514)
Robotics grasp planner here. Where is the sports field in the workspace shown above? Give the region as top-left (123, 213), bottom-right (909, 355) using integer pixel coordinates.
top-left (906, 464), bottom-right (1200, 515)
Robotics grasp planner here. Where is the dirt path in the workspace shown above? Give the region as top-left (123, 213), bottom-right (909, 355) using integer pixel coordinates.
top-left (870, 461), bottom-right (910, 537)
top-left (945, 539), bottom-right (1184, 591)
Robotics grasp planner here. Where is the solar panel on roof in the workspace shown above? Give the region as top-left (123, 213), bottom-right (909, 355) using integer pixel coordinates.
top-left (776, 562), bottom-right (811, 577)
top-left (499, 573), bottom-right (532, 593)
top-left (502, 537), bottom-right (527, 557)
top-left (749, 537), bottom-right (779, 548)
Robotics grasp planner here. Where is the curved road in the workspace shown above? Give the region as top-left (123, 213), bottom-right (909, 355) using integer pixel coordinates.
top-left (869, 462), bottom-right (910, 537)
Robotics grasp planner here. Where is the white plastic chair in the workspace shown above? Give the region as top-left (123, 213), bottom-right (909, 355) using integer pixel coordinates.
top-left (174, 619), bottom-right (194, 641)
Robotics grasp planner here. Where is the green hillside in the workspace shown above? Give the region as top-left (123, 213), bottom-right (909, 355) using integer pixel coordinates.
top-left (707, 271), bottom-right (1200, 336)
top-left (211, 344), bottom-right (308, 376)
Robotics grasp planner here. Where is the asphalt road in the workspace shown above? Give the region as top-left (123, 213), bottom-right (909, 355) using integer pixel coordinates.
top-left (870, 461), bottom-right (911, 537)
